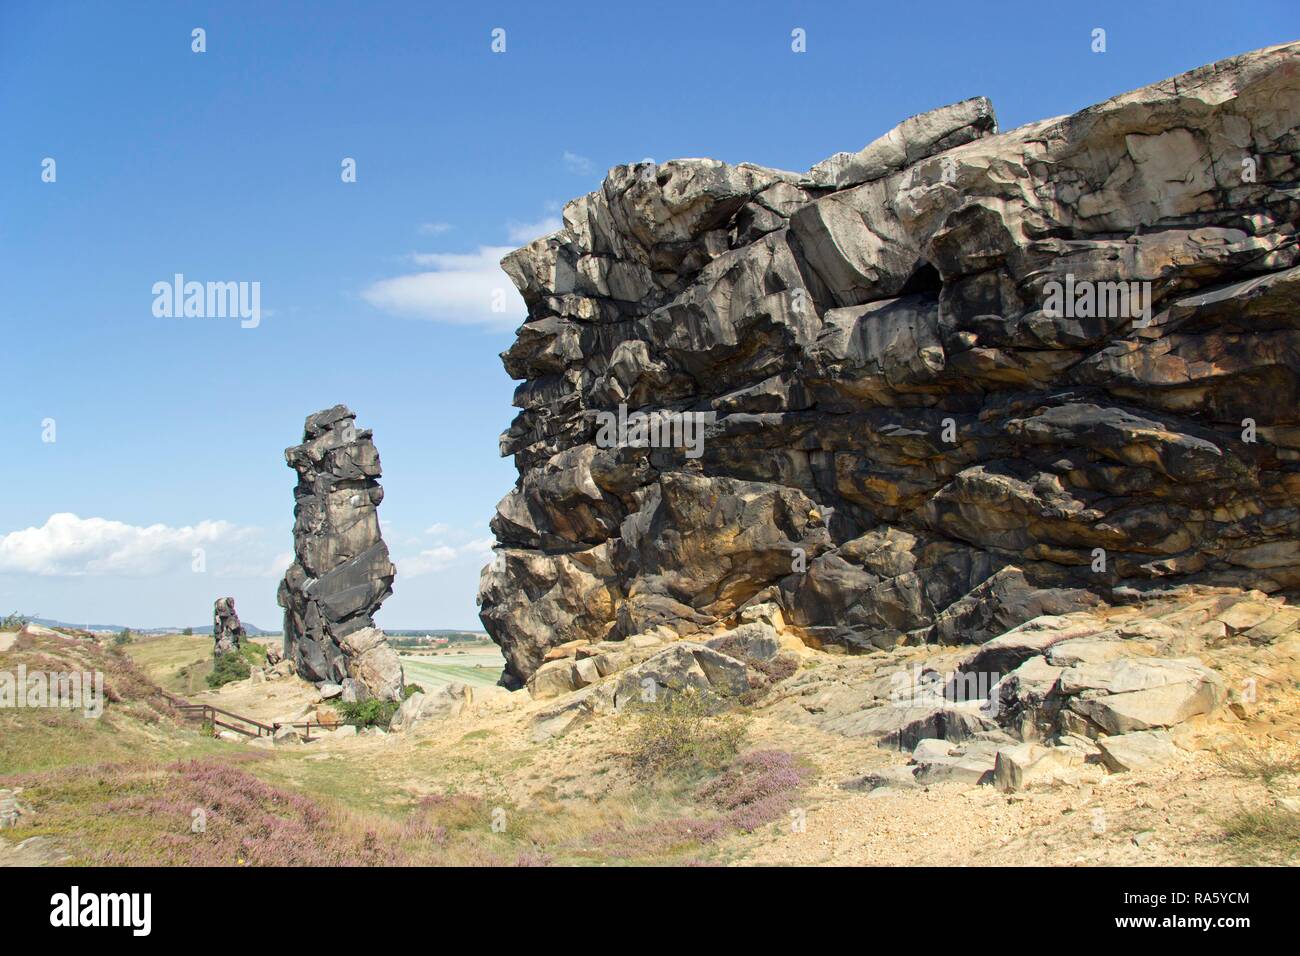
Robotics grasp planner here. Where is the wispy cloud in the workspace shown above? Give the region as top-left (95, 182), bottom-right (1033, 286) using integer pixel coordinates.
top-left (418, 222), bottom-right (452, 235)
top-left (563, 150), bottom-right (593, 175)
top-left (362, 246), bottom-right (524, 329)
top-left (400, 537), bottom-right (493, 578)
top-left (363, 212), bottom-right (566, 329)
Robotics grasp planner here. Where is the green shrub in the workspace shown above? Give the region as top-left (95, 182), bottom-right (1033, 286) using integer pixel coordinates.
top-left (206, 651), bottom-right (251, 689)
top-left (336, 697), bottom-right (400, 728)
top-left (623, 687), bottom-right (749, 781)
top-left (330, 683), bottom-right (419, 729)
top-left (240, 642), bottom-right (268, 666)
top-left (113, 628), bottom-right (133, 646)
top-left (1, 612), bottom-right (31, 630)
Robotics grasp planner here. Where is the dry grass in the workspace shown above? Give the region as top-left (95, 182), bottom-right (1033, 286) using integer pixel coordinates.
top-left (621, 688), bottom-right (749, 781)
top-left (1219, 806), bottom-right (1300, 864)
top-left (2, 629), bottom-right (806, 866)
top-left (1213, 746), bottom-right (1300, 788)
top-left (122, 633), bottom-right (215, 695)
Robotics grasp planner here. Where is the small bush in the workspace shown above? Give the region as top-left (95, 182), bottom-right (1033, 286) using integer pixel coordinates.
top-left (1, 612), bottom-right (31, 630)
top-left (113, 629), bottom-right (133, 647)
top-left (623, 687), bottom-right (748, 780)
top-left (206, 652), bottom-right (251, 689)
top-left (336, 697), bottom-right (399, 728)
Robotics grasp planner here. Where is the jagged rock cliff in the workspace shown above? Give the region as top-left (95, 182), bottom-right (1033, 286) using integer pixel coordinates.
top-left (278, 406), bottom-right (405, 702)
top-left (479, 42), bottom-right (1300, 688)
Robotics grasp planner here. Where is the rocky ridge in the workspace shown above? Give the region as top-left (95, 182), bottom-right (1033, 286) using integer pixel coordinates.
top-left (479, 42), bottom-right (1300, 688)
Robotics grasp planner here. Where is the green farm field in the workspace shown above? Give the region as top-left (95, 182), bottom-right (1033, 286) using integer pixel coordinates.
top-left (399, 646), bottom-right (504, 691)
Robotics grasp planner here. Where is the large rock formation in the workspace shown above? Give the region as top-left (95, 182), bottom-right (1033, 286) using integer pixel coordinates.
top-left (480, 42), bottom-right (1300, 688)
top-left (278, 405), bottom-right (405, 702)
top-left (212, 597), bottom-right (244, 656)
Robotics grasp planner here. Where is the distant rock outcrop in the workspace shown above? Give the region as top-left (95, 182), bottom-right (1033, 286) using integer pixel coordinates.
top-left (213, 597), bottom-right (244, 656)
top-left (277, 405), bottom-right (404, 702)
top-left (480, 42), bottom-right (1300, 687)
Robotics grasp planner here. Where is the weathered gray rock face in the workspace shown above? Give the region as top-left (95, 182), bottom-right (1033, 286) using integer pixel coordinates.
top-left (212, 597), bottom-right (244, 657)
top-left (277, 406), bottom-right (404, 702)
top-left (481, 43), bottom-right (1300, 686)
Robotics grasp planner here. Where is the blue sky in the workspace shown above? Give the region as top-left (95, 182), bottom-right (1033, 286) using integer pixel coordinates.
top-left (1, 1), bottom-right (1295, 630)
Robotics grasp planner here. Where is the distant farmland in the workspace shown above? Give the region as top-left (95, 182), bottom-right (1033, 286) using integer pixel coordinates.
top-left (400, 647), bottom-right (504, 691)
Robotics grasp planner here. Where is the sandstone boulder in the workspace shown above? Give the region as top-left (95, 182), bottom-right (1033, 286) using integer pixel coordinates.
top-left (613, 642), bottom-right (750, 708)
top-left (993, 743), bottom-right (1087, 792)
top-left (1096, 730), bottom-right (1182, 773)
top-left (1061, 658), bottom-right (1225, 735)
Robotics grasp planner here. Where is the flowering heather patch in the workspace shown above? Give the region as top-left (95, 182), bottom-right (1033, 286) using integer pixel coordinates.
top-left (586, 750), bottom-right (809, 860)
top-left (5, 758), bottom-right (508, 866)
top-left (95, 759), bottom-right (415, 866)
top-left (699, 750), bottom-right (808, 833)
top-left (513, 848), bottom-right (554, 866)
top-left (4, 630), bottom-right (174, 722)
top-left (587, 814), bottom-right (728, 859)
top-left (1, 754), bottom-right (552, 867)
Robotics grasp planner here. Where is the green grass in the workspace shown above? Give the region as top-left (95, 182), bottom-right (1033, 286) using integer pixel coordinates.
top-left (122, 634), bottom-right (213, 695)
top-left (0, 632), bottom-right (223, 776)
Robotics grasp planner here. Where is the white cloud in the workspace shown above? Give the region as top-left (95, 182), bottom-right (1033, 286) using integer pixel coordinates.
top-left (400, 537), bottom-right (493, 578)
top-left (418, 222), bottom-right (452, 235)
top-left (424, 522), bottom-right (449, 536)
top-left (563, 150), bottom-right (593, 175)
top-left (506, 216), bottom-right (561, 244)
top-left (361, 245), bottom-right (524, 329)
top-left (0, 513), bottom-right (254, 577)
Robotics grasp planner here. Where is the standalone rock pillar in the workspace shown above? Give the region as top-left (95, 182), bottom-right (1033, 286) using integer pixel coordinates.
top-left (213, 597), bottom-right (245, 657)
top-left (277, 405), bottom-right (404, 702)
